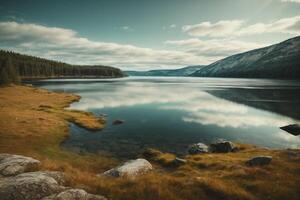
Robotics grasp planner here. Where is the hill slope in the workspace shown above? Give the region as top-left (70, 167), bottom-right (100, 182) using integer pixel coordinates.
top-left (191, 36), bottom-right (300, 79)
top-left (126, 65), bottom-right (204, 76)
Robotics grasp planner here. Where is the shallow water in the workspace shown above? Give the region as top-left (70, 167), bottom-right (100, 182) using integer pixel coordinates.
top-left (34, 77), bottom-right (300, 159)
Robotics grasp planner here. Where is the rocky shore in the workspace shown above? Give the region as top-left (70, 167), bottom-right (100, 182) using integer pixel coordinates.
top-left (1, 85), bottom-right (300, 200)
top-left (0, 154), bottom-right (107, 200)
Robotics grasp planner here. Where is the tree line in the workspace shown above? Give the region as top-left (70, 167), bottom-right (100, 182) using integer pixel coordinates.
top-left (0, 50), bottom-right (124, 85)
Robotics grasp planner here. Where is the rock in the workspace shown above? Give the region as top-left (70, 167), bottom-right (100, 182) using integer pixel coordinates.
top-left (112, 119), bottom-right (125, 125)
top-left (0, 154), bottom-right (40, 176)
top-left (43, 189), bottom-right (107, 200)
top-left (188, 143), bottom-right (209, 154)
top-left (100, 113), bottom-right (108, 117)
top-left (280, 124), bottom-right (300, 136)
top-left (246, 156), bottom-right (272, 166)
top-left (209, 140), bottom-right (235, 153)
top-left (172, 157), bottom-right (187, 166)
top-left (0, 171), bottom-right (65, 200)
top-left (103, 158), bottom-right (152, 177)
top-left (285, 149), bottom-right (298, 158)
top-left (0, 154), bottom-right (109, 200)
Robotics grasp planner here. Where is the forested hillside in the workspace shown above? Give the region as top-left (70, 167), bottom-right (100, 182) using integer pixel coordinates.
top-left (0, 50), bottom-right (124, 84)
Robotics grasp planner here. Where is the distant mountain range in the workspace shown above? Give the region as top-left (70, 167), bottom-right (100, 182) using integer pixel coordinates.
top-left (125, 66), bottom-right (204, 77)
top-left (191, 36), bottom-right (300, 79)
top-left (126, 36), bottom-right (300, 79)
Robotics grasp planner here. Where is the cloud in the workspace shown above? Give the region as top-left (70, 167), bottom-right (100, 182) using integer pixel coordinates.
top-left (182, 20), bottom-right (244, 37)
top-left (0, 21), bottom-right (206, 69)
top-left (281, 0), bottom-right (300, 3)
top-left (121, 26), bottom-right (133, 31)
top-left (182, 16), bottom-right (300, 37)
top-left (238, 16), bottom-right (300, 36)
top-left (170, 24), bottom-right (176, 28)
top-left (165, 38), bottom-right (265, 57)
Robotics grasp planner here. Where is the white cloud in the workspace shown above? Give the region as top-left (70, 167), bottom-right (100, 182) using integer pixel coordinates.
top-left (281, 0), bottom-right (300, 3)
top-left (122, 26), bottom-right (132, 31)
top-left (182, 20), bottom-right (244, 37)
top-left (170, 24), bottom-right (176, 28)
top-left (238, 16), bottom-right (300, 36)
top-left (0, 21), bottom-right (206, 69)
top-left (165, 38), bottom-right (265, 57)
top-left (182, 16), bottom-right (300, 37)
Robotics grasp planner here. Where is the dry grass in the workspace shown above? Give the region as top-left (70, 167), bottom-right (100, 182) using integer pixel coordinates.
top-left (143, 148), bottom-right (177, 167)
top-left (0, 84), bottom-right (112, 170)
top-left (0, 85), bottom-right (300, 200)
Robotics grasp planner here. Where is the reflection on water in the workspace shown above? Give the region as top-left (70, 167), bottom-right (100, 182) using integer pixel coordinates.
top-left (34, 77), bottom-right (300, 159)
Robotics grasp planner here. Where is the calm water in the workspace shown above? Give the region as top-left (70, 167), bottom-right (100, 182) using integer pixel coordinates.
top-left (34, 77), bottom-right (300, 159)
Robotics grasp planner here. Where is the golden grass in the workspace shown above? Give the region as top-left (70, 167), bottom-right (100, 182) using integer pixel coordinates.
top-left (0, 84), bottom-right (113, 170)
top-left (0, 85), bottom-right (300, 200)
top-left (143, 148), bottom-right (177, 167)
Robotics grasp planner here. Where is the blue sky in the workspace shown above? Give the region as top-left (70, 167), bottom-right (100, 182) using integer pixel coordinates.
top-left (0, 0), bottom-right (300, 70)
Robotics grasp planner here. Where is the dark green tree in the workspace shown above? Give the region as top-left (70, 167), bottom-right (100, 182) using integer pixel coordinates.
top-left (0, 66), bottom-right (9, 84)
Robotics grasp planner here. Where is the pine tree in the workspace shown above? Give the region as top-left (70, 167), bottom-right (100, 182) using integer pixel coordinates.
top-left (0, 66), bottom-right (9, 84)
top-left (7, 57), bottom-right (20, 83)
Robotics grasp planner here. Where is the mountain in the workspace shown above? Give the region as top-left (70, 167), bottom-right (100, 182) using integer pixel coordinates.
top-left (191, 36), bottom-right (300, 79)
top-left (0, 50), bottom-right (124, 84)
top-left (125, 65), bottom-right (204, 76)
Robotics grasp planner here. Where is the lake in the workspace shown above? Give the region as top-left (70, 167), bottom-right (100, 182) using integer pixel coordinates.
top-left (33, 77), bottom-right (300, 159)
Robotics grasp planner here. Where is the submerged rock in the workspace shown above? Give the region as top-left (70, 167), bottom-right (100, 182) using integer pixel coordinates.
top-left (0, 154), bottom-right (40, 176)
top-left (112, 119), bottom-right (125, 125)
top-left (43, 189), bottom-right (107, 200)
top-left (209, 140), bottom-right (235, 153)
top-left (280, 124), bottom-right (300, 136)
top-left (246, 156), bottom-right (272, 166)
top-left (103, 158), bottom-right (152, 177)
top-left (0, 171), bottom-right (65, 200)
top-left (188, 143), bottom-right (209, 154)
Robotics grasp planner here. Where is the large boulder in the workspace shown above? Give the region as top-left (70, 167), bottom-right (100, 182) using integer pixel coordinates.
top-left (209, 140), bottom-right (235, 153)
top-left (246, 156), bottom-right (272, 166)
top-left (280, 124), bottom-right (300, 136)
top-left (0, 171), bottom-right (65, 200)
top-left (188, 143), bottom-right (209, 154)
top-left (43, 189), bottom-right (107, 200)
top-left (103, 158), bottom-right (152, 177)
top-left (0, 154), bottom-right (40, 176)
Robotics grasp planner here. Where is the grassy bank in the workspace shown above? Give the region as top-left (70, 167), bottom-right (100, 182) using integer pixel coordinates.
top-left (0, 85), bottom-right (299, 200)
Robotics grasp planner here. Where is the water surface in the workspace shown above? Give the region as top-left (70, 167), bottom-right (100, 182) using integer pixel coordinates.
top-left (34, 77), bottom-right (300, 159)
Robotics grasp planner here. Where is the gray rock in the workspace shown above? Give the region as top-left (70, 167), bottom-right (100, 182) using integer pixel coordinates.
top-left (43, 189), bottom-right (107, 200)
top-left (103, 158), bottom-right (152, 177)
top-left (0, 171), bottom-right (65, 200)
top-left (246, 156), bottom-right (272, 166)
top-left (112, 119), bottom-right (124, 125)
top-left (209, 140), bottom-right (235, 153)
top-left (188, 143), bottom-right (209, 154)
top-left (0, 154), bottom-right (40, 176)
top-left (280, 124), bottom-right (300, 136)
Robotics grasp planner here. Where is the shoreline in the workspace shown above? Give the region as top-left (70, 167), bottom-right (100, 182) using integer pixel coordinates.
top-left (0, 84), bottom-right (300, 200)
top-left (0, 84), bottom-right (118, 171)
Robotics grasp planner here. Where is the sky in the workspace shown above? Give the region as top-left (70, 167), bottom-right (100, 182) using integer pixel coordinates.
top-left (0, 0), bottom-right (300, 70)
